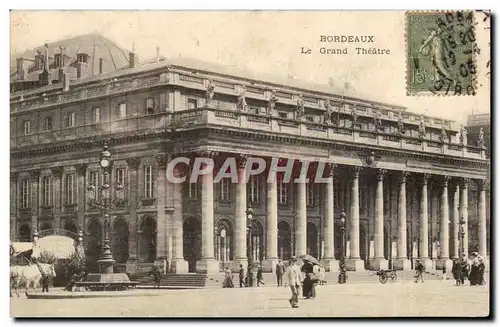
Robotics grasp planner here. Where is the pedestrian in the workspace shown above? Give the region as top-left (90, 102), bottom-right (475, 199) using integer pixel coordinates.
top-left (414, 260), bottom-right (425, 283)
top-left (442, 265), bottom-right (447, 281)
top-left (238, 264), bottom-right (245, 288)
top-left (150, 265), bottom-right (162, 288)
top-left (275, 259), bottom-right (285, 287)
top-left (284, 257), bottom-right (302, 308)
top-left (222, 267), bottom-right (234, 288)
top-left (41, 273), bottom-right (50, 293)
top-left (452, 259), bottom-right (461, 286)
top-left (301, 262), bottom-right (318, 299)
top-left (256, 265), bottom-right (265, 286)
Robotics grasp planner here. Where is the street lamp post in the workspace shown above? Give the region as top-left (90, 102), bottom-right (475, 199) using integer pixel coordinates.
top-left (338, 211), bottom-right (347, 284)
top-left (245, 207), bottom-right (255, 287)
top-left (459, 217), bottom-right (466, 258)
top-left (86, 142), bottom-right (124, 274)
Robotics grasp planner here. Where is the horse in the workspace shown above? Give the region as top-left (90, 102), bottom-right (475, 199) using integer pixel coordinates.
top-left (10, 263), bottom-right (56, 297)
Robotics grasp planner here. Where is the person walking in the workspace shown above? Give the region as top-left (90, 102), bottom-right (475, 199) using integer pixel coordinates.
top-left (284, 257), bottom-right (302, 308)
top-left (238, 264), bottom-right (245, 288)
top-left (275, 260), bottom-right (285, 287)
top-left (256, 265), bottom-right (265, 286)
top-left (414, 260), bottom-right (425, 283)
top-left (41, 273), bottom-right (50, 293)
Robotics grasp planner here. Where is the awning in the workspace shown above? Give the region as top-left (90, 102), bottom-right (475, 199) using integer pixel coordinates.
top-left (36, 235), bottom-right (76, 259)
top-left (10, 242), bottom-right (33, 256)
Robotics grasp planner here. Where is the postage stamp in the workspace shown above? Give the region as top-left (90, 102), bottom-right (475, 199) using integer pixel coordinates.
top-left (406, 10), bottom-right (477, 96)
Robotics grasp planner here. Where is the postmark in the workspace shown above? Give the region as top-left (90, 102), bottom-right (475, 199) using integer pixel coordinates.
top-left (406, 11), bottom-right (477, 96)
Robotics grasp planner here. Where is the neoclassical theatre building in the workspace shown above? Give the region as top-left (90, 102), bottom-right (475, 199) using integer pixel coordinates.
top-left (10, 34), bottom-right (490, 274)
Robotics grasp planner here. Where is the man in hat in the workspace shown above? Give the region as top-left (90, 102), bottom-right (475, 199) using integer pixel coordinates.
top-left (284, 257), bottom-right (302, 308)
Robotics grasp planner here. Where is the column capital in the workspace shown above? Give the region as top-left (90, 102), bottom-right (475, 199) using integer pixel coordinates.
top-left (399, 171), bottom-right (409, 184)
top-left (126, 157), bottom-right (141, 170)
top-left (460, 178), bottom-right (469, 188)
top-left (156, 154), bottom-right (169, 168)
top-left (421, 173), bottom-right (430, 185)
top-left (442, 175), bottom-right (451, 187)
top-left (75, 163), bottom-right (87, 176)
top-left (352, 166), bottom-right (362, 178)
top-left (195, 150), bottom-right (219, 159)
top-left (30, 170), bottom-right (41, 180)
top-left (50, 167), bottom-right (64, 178)
top-left (376, 169), bottom-right (387, 181)
top-left (478, 179), bottom-right (489, 191)
top-left (236, 154), bottom-right (248, 169)
top-left (326, 163), bottom-right (337, 177)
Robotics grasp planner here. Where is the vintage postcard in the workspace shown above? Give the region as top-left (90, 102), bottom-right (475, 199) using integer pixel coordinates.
top-left (9, 10), bottom-right (491, 318)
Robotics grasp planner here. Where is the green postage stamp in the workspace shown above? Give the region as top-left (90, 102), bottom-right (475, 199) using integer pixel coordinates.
top-left (406, 11), bottom-right (477, 96)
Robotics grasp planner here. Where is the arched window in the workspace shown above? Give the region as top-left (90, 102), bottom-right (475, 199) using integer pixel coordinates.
top-left (86, 219), bottom-right (103, 273)
top-left (19, 224), bottom-right (31, 242)
top-left (278, 221), bottom-right (292, 260)
top-left (249, 220), bottom-right (264, 262)
top-left (215, 219), bottom-right (233, 262)
top-left (139, 216), bottom-right (156, 263)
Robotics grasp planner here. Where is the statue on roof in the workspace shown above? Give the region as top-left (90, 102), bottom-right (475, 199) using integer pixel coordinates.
top-left (477, 127), bottom-right (485, 148)
top-left (418, 115), bottom-right (426, 139)
top-left (441, 125), bottom-right (448, 143)
top-left (295, 93), bottom-right (305, 119)
top-left (373, 111), bottom-right (383, 132)
top-left (397, 112), bottom-right (405, 135)
top-left (267, 89), bottom-right (278, 115)
top-left (206, 79), bottom-right (215, 105)
top-left (237, 85), bottom-right (248, 111)
top-left (351, 106), bottom-right (357, 129)
top-left (459, 124), bottom-right (468, 146)
top-left (323, 99), bottom-right (335, 124)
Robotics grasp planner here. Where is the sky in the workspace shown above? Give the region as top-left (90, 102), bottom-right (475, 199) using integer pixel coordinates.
top-left (10, 11), bottom-right (491, 126)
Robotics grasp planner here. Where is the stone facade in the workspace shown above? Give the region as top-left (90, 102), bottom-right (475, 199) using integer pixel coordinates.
top-left (10, 39), bottom-right (490, 274)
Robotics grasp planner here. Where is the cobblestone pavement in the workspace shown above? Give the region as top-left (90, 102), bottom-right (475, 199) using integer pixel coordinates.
top-left (11, 280), bottom-right (489, 318)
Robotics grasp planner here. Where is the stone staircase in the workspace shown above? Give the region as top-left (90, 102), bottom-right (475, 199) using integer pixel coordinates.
top-left (129, 273), bottom-right (208, 289)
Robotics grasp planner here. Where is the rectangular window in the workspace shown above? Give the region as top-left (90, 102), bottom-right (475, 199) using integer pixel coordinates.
top-left (23, 121), bottom-right (31, 135)
top-left (116, 168), bottom-right (125, 187)
top-left (307, 183), bottom-right (315, 206)
top-left (277, 175), bottom-right (288, 204)
top-left (278, 112), bottom-right (288, 119)
top-left (92, 107), bottom-right (101, 123)
top-left (187, 98), bottom-right (197, 110)
top-left (119, 103), bottom-right (127, 119)
top-left (42, 176), bottom-right (53, 207)
top-left (220, 178), bottom-right (230, 201)
top-left (68, 112), bottom-right (76, 127)
top-left (248, 175), bottom-right (260, 203)
top-left (89, 171), bottom-right (99, 200)
top-left (65, 173), bottom-right (76, 205)
top-left (44, 117), bottom-right (52, 131)
top-left (146, 98), bottom-right (155, 112)
top-left (188, 182), bottom-right (198, 199)
top-left (21, 179), bottom-right (30, 209)
top-left (144, 166), bottom-right (154, 198)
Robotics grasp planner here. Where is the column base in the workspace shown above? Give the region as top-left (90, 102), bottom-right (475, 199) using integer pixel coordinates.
top-left (154, 258), bottom-right (169, 274)
top-left (172, 258), bottom-right (189, 274)
top-left (345, 258), bottom-right (365, 271)
top-left (125, 258), bottom-right (138, 273)
top-left (320, 258), bottom-right (339, 272)
top-left (261, 258), bottom-right (279, 273)
top-left (415, 258), bottom-right (433, 271)
top-left (435, 259), bottom-right (453, 272)
top-left (231, 258), bottom-right (248, 273)
top-left (369, 258), bottom-right (388, 271)
top-left (393, 258), bottom-right (412, 270)
top-left (196, 258), bottom-right (219, 274)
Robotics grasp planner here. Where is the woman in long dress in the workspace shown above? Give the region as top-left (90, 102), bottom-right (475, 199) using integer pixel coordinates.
top-left (222, 267), bottom-right (234, 288)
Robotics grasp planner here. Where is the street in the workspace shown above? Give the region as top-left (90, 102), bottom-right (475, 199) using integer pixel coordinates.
top-left (11, 280), bottom-right (489, 318)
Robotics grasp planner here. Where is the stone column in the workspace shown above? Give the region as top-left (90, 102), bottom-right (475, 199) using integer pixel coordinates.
top-left (321, 164), bottom-right (338, 272)
top-left (478, 179), bottom-right (487, 259)
top-left (126, 158), bottom-right (141, 272)
top-left (460, 178), bottom-right (469, 256)
top-left (262, 169), bottom-right (279, 273)
top-left (76, 164), bottom-right (87, 232)
top-left (346, 167), bottom-right (364, 271)
top-left (234, 155), bottom-right (250, 270)
top-left (295, 180), bottom-right (307, 256)
top-left (451, 181), bottom-right (460, 259)
top-left (395, 171), bottom-right (411, 270)
top-left (371, 169), bottom-right (388, 270)
top-left (437, 176), bottom-right (452, 271)
top-left (196, 151), bottom-right (218, 274)
top-left (171, 164), bottom-right (188, 273)
top-left (155, 155), bottom-right (168, 264)
top-left (419, 174), bottom-right (432, 270)
top-left (51, 168), bottom-right (63, 229)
